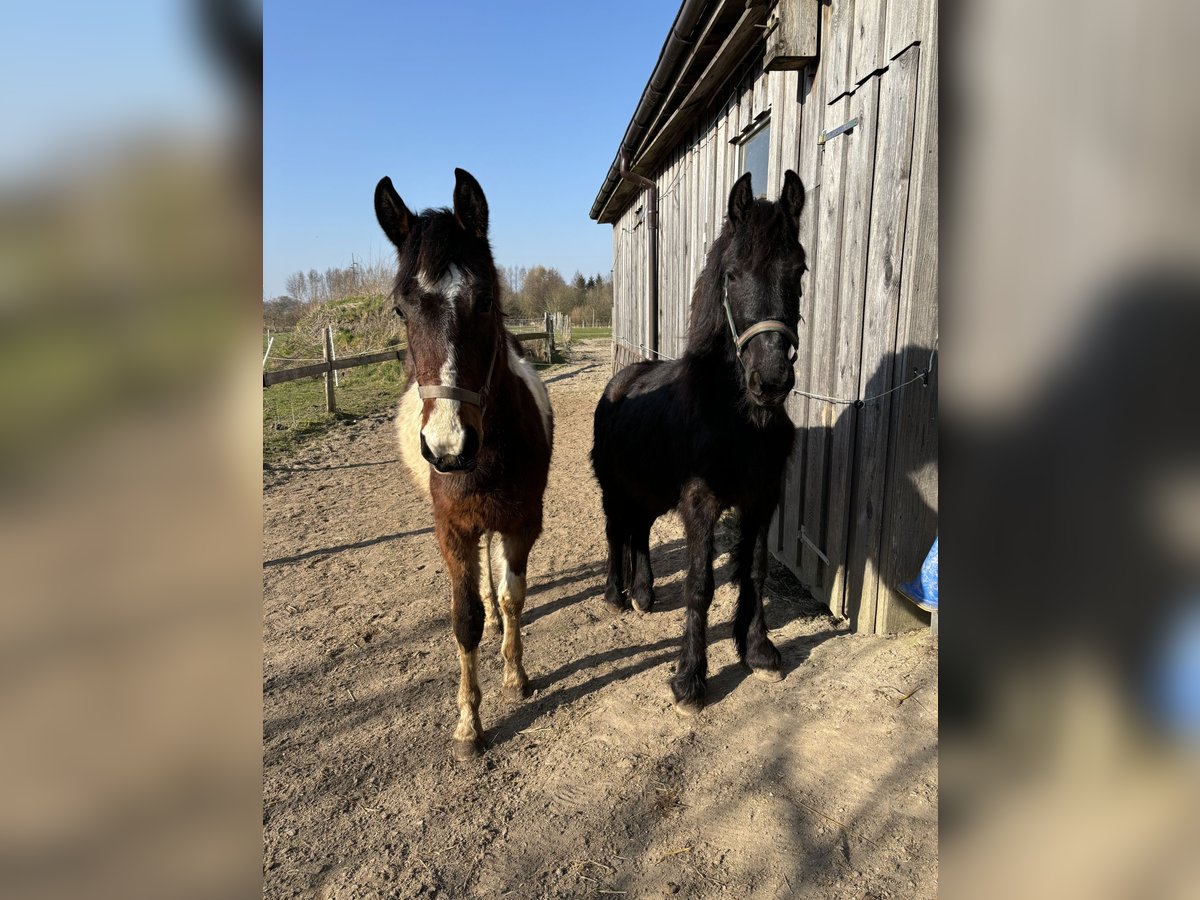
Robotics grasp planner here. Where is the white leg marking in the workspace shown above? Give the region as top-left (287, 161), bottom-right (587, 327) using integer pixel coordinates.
top-left (453, 643), bottom-right (483, 746)
top-left (495, 537), bottom-right (529, 697)
top-left (480, 532), bottom-right (500, 631)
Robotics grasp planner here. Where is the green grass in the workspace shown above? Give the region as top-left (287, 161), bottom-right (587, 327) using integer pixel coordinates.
top-left (263, 361), bottom-right (409, 463)
top-left (569, 326), bottom-right (612, 341)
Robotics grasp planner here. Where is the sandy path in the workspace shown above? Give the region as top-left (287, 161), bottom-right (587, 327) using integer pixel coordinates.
top-left (263, 340), bottom-right (937, 899)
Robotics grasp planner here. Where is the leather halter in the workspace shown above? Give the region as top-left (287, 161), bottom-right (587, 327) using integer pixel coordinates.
top-left (416, 333), bottom-right (500, 410)
top-left (722, 274), bottom-right (800, 361)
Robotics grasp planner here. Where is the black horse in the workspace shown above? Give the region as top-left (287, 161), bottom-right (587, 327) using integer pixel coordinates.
top-left (591, 170), bottom-right (807, 714)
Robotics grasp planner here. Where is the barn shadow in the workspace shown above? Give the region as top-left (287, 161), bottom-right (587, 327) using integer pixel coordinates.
top-left (779, 343), bottom-right (939, 629)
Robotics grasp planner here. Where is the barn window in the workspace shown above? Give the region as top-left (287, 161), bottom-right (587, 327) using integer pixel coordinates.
top-left (738, 118), bottom-right (771, 198)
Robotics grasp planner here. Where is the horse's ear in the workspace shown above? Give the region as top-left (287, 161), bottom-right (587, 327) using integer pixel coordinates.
top-left (453, 168), bottom-right (489, 239)
top-left (375, 176), bottom-right (413, 248)
top-left (728, 171), bottom-right (754, 224)
top-left (780, 170), bottom-right (806, 231)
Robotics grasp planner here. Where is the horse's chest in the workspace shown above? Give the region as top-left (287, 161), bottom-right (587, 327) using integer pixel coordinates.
top-left (701, 424), bottom-right (791, 501)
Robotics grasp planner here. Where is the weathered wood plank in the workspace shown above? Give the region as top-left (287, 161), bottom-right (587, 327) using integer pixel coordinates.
top-left (824, 0), bottom-right (859, 103)
top-left (843, 46), bottom-right (919, 633)
top-left (753, 62), bottom-right (769, 125)
top-left (884, 0), bottom-right (927, 62)
top-left (795, 36), bottom-right (843, 593)
top-left (851, 0), bottom-right (889, 88)
top-left (823, 75), bottom-right (880, 622)
top-left (263, 348), bottom-right (408, 387)
top-left (877, 27), bottom-right (937, 634)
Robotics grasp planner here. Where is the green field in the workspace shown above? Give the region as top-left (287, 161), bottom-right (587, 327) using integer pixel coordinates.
top-left (569, 326), bottom-right (612, 340)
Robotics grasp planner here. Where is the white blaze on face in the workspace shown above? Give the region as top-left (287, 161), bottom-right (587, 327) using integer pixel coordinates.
top-left (417, 265), bottom-right (470, 460)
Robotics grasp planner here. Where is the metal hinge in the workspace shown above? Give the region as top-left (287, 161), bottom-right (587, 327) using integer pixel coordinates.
top-left (818, 117), bottom-right (859, 145)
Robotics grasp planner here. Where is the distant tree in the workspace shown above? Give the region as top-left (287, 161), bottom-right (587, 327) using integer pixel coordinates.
top-left (522, 265), bottom-right (570, 315)
top-left (263, 295), bottom-right (305, 330)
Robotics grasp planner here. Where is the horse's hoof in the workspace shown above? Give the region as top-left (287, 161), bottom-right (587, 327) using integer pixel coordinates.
top-left (601, 597), bottom-right (628, 616)
top-left (631, 592), bottom-right (654, 615)
top-left (502, 681), bottom-right (532, 703)
top-left (450, 738), bottom-right (484, 761)
top-left (673, 697), bottom-right (704, 717)
top-left (751, 666), bottom-right (784, 683)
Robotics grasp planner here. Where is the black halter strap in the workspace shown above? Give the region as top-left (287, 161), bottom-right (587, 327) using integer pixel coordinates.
top-left (417, 332), bottom-right (501, 410)
top-left (722, 274), bottom-right (800, 362)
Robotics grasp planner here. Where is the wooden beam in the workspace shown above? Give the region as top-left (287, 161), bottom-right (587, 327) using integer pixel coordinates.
top-left (764, 0), bottom-right (818, 71)
top-left (263, 349), bottom-right (405, 388)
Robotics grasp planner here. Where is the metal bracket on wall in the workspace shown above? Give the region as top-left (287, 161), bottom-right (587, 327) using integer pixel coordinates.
top-left (818, 117), bottom-right (859, 145)
top-left (799, 526), bottom-right (831, 566)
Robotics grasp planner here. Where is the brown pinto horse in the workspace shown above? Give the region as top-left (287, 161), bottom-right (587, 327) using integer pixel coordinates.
top-left (375, 169), bottom-right (553, 760)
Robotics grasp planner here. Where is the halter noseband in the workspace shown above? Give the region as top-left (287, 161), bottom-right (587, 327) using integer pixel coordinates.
top-left (722, 274), bottom-right (800, 361)
top-left (416, 333), bottom-right (501, 410)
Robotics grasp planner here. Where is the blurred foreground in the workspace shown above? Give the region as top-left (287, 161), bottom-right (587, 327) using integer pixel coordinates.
top-left (944, 0), bottom-right (1200, 896)
top-left (0, 2), bottom-right (262, 898)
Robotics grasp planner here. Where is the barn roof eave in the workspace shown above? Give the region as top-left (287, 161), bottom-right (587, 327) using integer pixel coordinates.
top-left (588, 0), bottom-right (772, 224)
top-left (588, 0), bottom-right (718, 223)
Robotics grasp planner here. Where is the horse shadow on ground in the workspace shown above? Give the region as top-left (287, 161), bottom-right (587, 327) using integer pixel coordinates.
top-left (263, 526), bottom-right (434, 567)
top-left (542, 361), bottom-right (599, 385)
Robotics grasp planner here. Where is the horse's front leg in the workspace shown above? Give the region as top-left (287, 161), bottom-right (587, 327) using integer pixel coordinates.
top-left (439, 524), bottom-right (486, 760)
top-left (497, 523), bottom-right (539, 702)
top-left (733, 508), bottom-right (783, 680)
top-left (671, 481), bottom-right (721, 714)
top-left (479, 532), bottom-right (501, 636)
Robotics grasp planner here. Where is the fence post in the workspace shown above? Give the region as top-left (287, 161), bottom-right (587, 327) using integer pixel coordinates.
top-left (323, 325), bottom-right (337, 413)
top-left (329, 324), bottom-right (340, 388)
top-left (544, 311), bottom-right (555, 360)
top-left (262, 333), bottom-right (274, 370)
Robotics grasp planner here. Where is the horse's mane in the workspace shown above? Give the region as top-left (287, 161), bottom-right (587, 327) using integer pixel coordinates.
top-left (390, 208), bottom-right (500, 304)
top-left (684, 200), bottom-right (801, 360)
top-left (684, 224), bottom-right (733, 360)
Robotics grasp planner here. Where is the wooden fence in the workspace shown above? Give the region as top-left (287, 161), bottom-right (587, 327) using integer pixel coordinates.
top-left (262, 327), bottom-right (552, 413)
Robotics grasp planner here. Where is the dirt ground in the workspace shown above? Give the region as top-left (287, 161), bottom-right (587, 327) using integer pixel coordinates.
top-left (263, 340), bottom-right (938, 899)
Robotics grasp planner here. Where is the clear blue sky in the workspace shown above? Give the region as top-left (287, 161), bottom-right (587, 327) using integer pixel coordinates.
top-left (264, 1), bottom-right (679, 298)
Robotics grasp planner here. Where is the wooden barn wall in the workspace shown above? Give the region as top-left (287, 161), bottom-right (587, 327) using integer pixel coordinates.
top-left (607, 0), bottom-right (937, 634)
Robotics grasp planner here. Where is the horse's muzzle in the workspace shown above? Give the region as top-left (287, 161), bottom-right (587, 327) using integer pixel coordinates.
top-left (421, 429), bottom-right (479, 474)
top-left (747, 367), bottom-right (794, 408)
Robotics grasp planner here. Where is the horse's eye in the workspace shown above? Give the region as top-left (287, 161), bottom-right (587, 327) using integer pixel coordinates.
top-left (477, 293), bottom-right (493, 312)
top-left (394, 304), bottom-right (406, 321)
